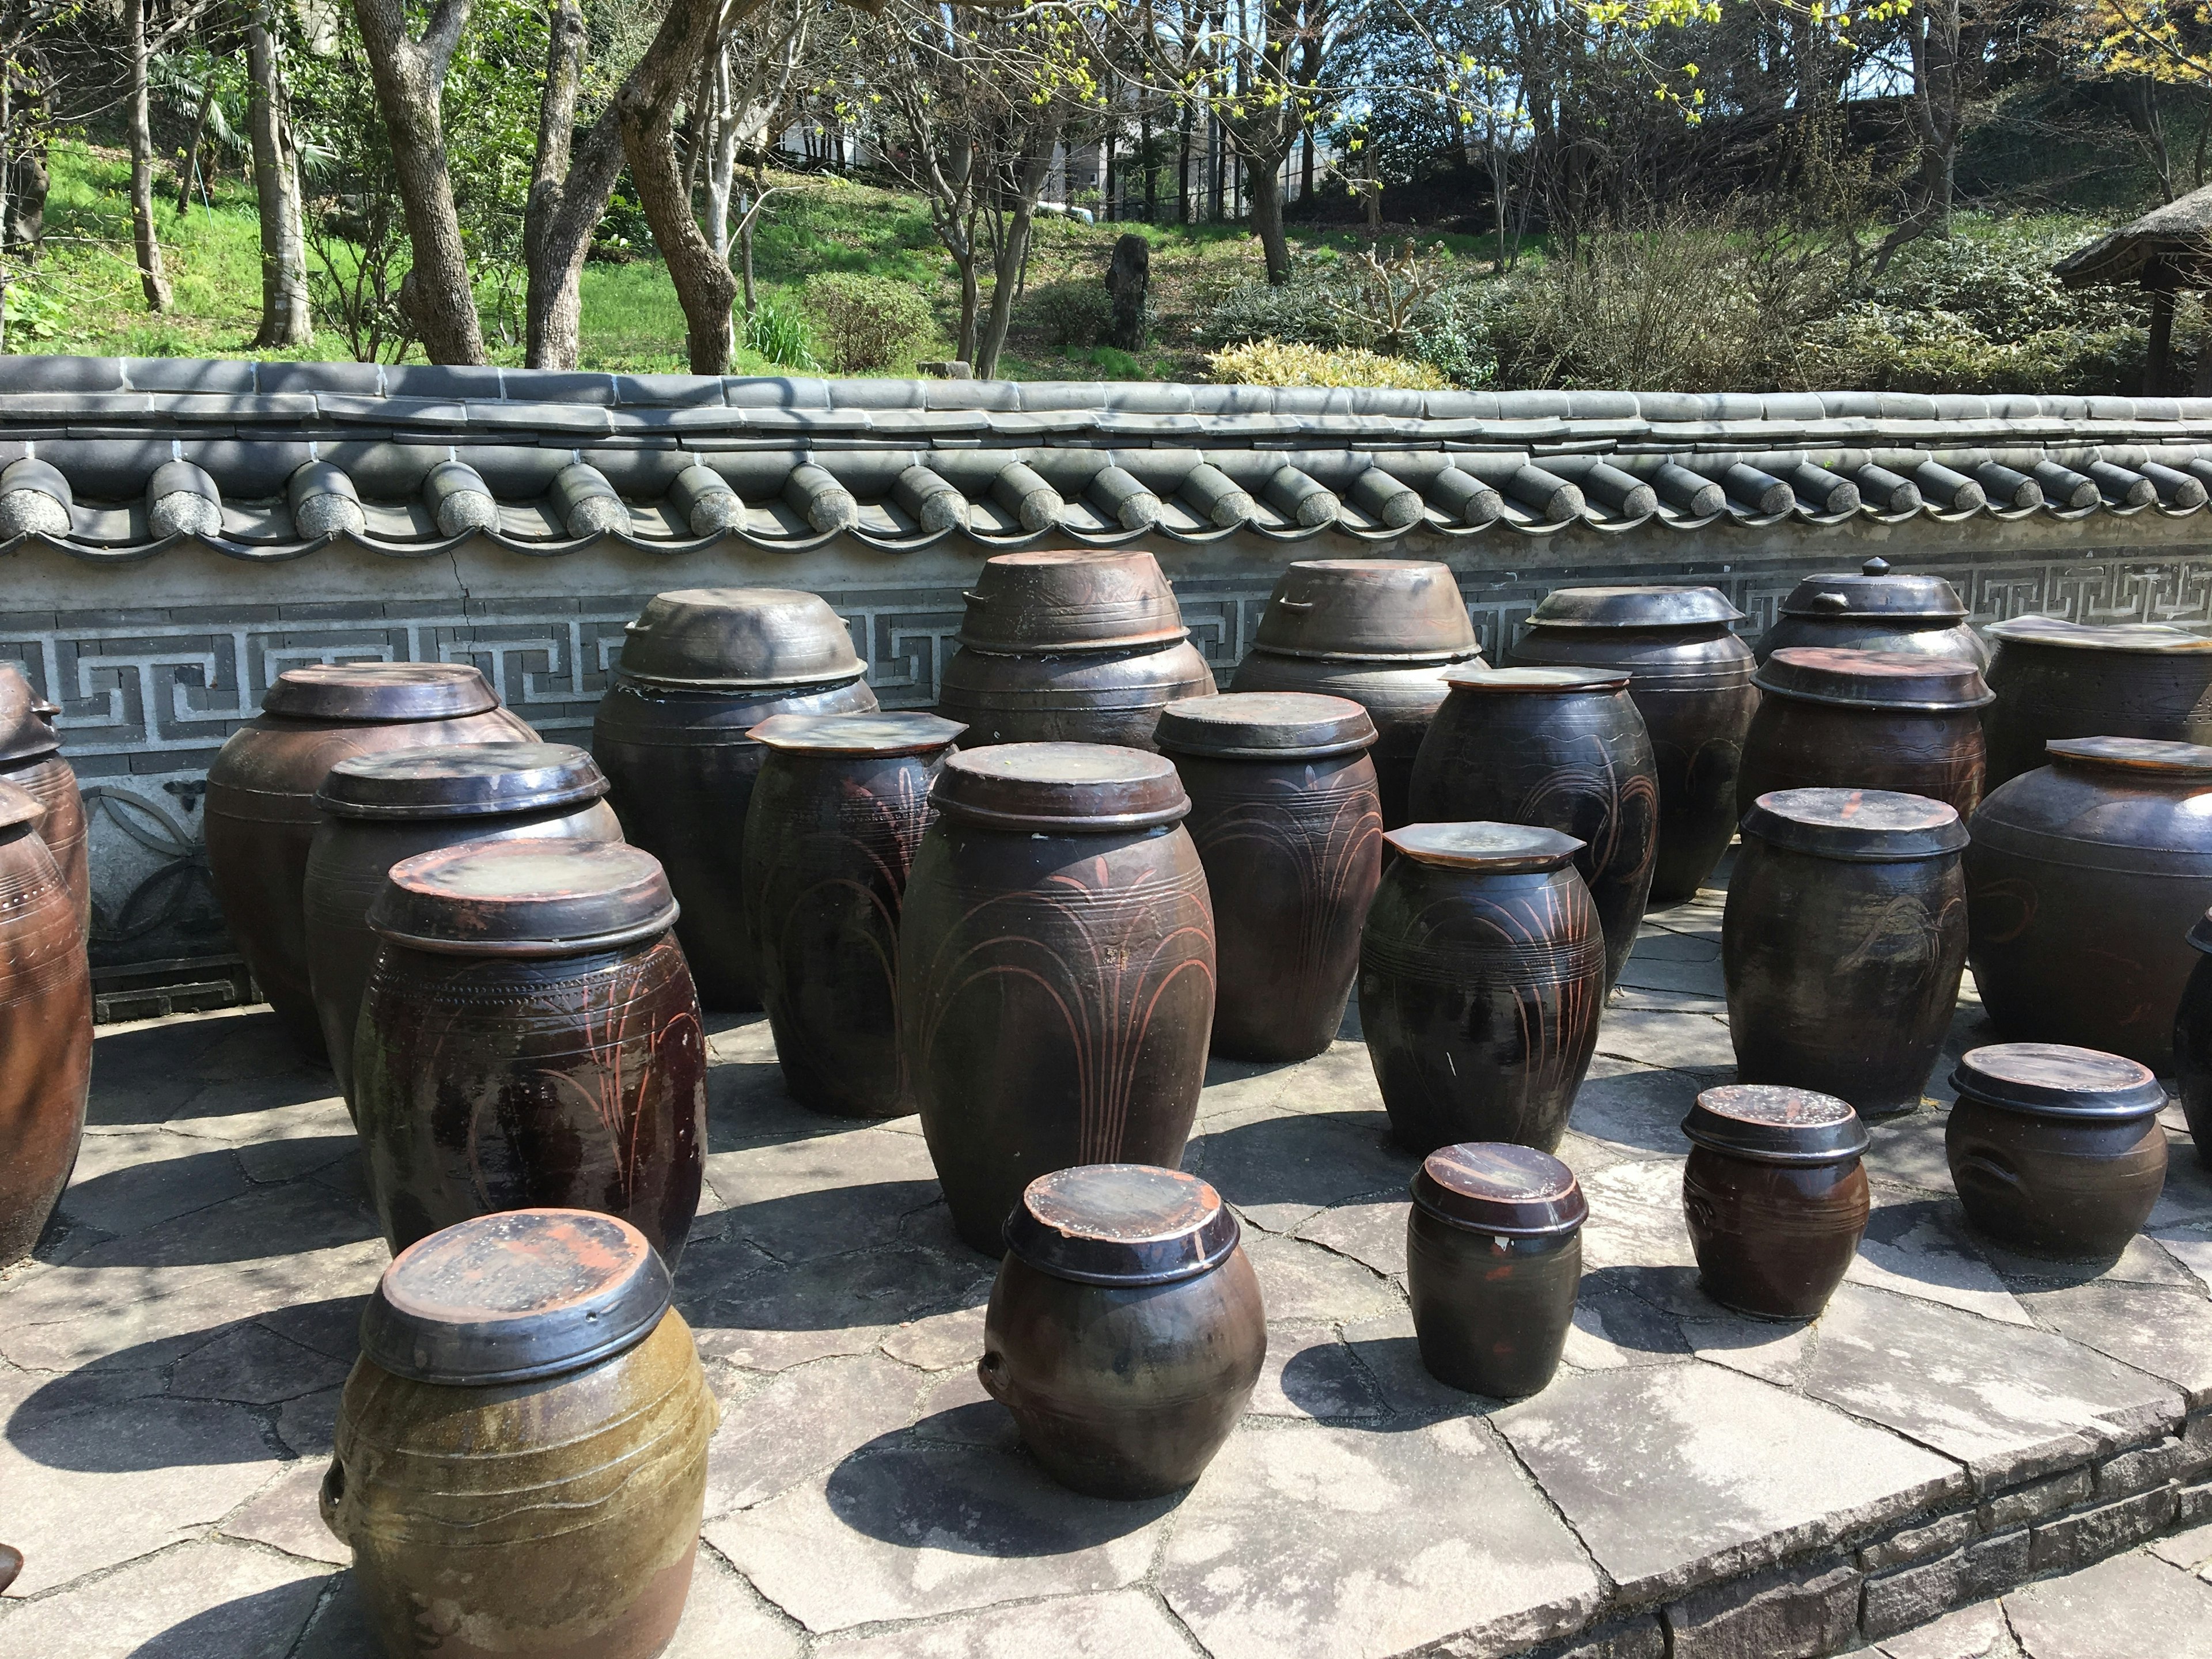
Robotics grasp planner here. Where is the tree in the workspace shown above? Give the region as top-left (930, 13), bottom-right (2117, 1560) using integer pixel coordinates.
top-left (247, 2), bottom-right (312, 346)
top-left (126, 0), bottom-right (172, 310)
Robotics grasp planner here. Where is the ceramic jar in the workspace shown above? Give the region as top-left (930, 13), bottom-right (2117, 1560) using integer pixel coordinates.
top-left (1724, 789), bottom-right (1969, 1116)
top-left (354, 840), bottom-right (707, 1265)
top-left (1983, 615), bottom-right (2212, 791)
top-left (1359, 824), bottom-right (1607, 1156)
top-left (1966, 737), bottom-right (2212, 1070)
top-left (1753, 558), bottom-right (1989, 668)
top-left (593, 588), bottom-right (879, 1011)
top-left (741, 712), bottom-right (965, 1118)
top-left (0, 782), bottom-right (91, 1267)
top-left (1154, 692), bottom-right (1382, 1061)
top-left (899, 743), bottom-right (1216, 1254)
top-left (981, 1164), bottom-right (1264, 1498)
top-left (1509, 585), bottom-right (1758, 905)
top-left (1738, 647), bottom-right (1992, 820)
top-left (0, 665), bottom-right (85, 938)
top-left (206, 663), bottom-right (536, 1059)
top-left (1946, 1043), bottom-right (2169, 1259)
top-left (1408, 666), bottom-right (1659, 988)
top-left (2178, 909), bottom-right (2212, 1165)
top-left (1681, 1084), bottom-right (1870, 1319)
top-left (1405, 1143), bottom-right (1585, 1397)
top-left (323, 1209), bottom-right (717, 1659)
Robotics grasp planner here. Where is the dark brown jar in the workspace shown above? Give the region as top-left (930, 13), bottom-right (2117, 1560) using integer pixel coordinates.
top-left (1983, 615), bottom-right (2212, 791)
top-left (1509, 586), bottom-right (1759, 906)
top-left (1405, 1143), bottom-right (1585, 1398)
top-left (0, 782), bottom-right (90, 1267)
top-left (1753, 558), bottom-right (1989, 668)
top-left (1946, 1044), bottom-right (2168, 1259)
top-left (981, 1164), bottom-right (1264, 1498)
top-left (206, 663), bottom-right (536, 1060)
top-left (593, 588), bottom-right (879, 1013)
top-left (1681, 1084), bottom-right (1870, 1319)
top-left (1966, 737), bottom-right (2212, 1071)
top-left (2179, 910), bottom-right (2212, 1165)
top-left (741, 712), bottom-right (965, 1118)
top-left (354, 840), bottom-right (707, 1266)
top-left (1154, 692), bottom-right (1381, 1062)
top-left (0, 665), bottom-right (85, 940)
top-left (323, 1209), bottom-right (717, 1659)
top-left (1738, 647), bottom-right (1991, 820)
top-left (1408, 666), bottom-right (1658, 989)
top-left (1724, 789), bottom-right (1969, 1117)
top-left (899, 744), bottom-right (1216, 1254)
top-left (1359, 824), bottom-right (1607, 1156)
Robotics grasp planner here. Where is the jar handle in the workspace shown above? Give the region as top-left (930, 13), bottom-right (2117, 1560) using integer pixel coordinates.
top-left (976, 1350), bottom-right (1009, 1404)
top-left (317, 1456), bottom-right (350, 1543)
top-left (961, 591), bottom-right (988, 606)
top-left (1955, 1152), bottom-right (2027, 1196)
top-left (1275, 599), bottom-right (1313, 611)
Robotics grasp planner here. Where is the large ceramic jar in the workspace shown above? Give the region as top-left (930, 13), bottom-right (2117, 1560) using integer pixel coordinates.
top-left (1753, 558), bottom-right (1989, 668)
top-left (1510, 586), bottom-right (1759, 906)
top-left (206, 662), bottom-right (536, 1060)
top-left (1966, 737), bottom-right (2212, 1070)
top-left (354, 840), bottom-right (707, 1265)
top-left (1408, 666), bottom-right (1658, 988)
top-left (741, 712), bottom-right (965, 1118)
top-left (1405, 1143), bottom-right (1585, 1398)
top-left (1946, 1044), bottom-right (2168, 1259)
top-left (1154, 692), bottom-right (1382, 1062)
top-left (1983, 615), bottom-right (2212, 791)
top-left (1359, 824), bottom-right (1607, 1156)
top-left (1229, 558), bottom-right (1486, 830)
top-left (2179, 909), bottom-right (2212, 1164)
top-left (1724, 789), bottom-right (1969, 1117)
top-left (1681, 1084), bottom-right (1870, 1319)
top-left (593, 588), bottom-right (878, 1012)
top-left (0, 782), bottom-right (90, 1267)
top-left (1738, 647), bottom-right (1991, 819)
top-left (305, 743), bottom-right (622, 1116)
top-left (981, 1164), bottom-right (1264, 1498)
top-left (323, 1209), bottom-right (716, 1659)
top-left (0, 665), bottom-right (86, 938)
top-left (899, 744), bottom-right (1216, 1253)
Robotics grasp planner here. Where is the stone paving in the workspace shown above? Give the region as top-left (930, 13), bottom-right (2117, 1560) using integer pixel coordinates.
top-left (7, 880), bottom-right (2212, 1657)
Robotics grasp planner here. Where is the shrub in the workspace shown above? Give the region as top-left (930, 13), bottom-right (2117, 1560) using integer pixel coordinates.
top-left (1022, 277), bottom-right (1115, 349)
top-left (1195, 268), bottom-right (1354, 349)
top-left (1207, 340), bottom-right (1449, 390)
top-left (743, 300), bottom-right (818, 371)
top-left (801, 272), bottom-right (934, 373)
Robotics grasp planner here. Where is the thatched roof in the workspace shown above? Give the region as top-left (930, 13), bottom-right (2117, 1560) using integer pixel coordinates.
top-left (2056, 183), bottom-right (2212, 288)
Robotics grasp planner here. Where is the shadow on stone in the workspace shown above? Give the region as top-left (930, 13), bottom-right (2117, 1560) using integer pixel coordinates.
top-left (41, 1162), bottom-right (381, 1268)
top-left (711, 1178), bottom-right (946, 1264)
top-left (126, 1574), bottom-right (336, 1658)
top-left (1324, 1332), bottom-right (1491, 1427)
top-left (1190, 1111), bottom-right (1414, 1218)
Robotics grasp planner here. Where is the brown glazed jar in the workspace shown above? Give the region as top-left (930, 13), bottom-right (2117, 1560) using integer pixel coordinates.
top-left (1724, 789), bottom-right (1969, 1117)
top-left (593, 588), bottom-right (879, 1012)
top-left (1738, 647), bottom-right (1992, 820)
top-left (1681, 1085), bottom-right (1870, 1319)
top-left (1510, 586), bottom-right (1759, 906)
top-left (1753, 558), bottom-right (1990, 668)
top-left (1359, 824), bottom-right (1607, 1156)
top-left (1154, 692), bottom-right (1382, 1062)
top-left (982, 1164), bottom-right (1264, 1498)
top-left (1966, 737), bottom-right (2212, 1070)
top-left (305, 743), bottom-right (622, 1116)
top-left (0, 782), bottom-right (91, 1267)
top-left (899, 744), bottom-right (1216, 1254)
top-left (206, 662), bottom-right (536, 1060)
top-left (324, 1209), bottom-right (716, 1659)
top-left (2178, 910), bottom-right (2212, 1165)
top-left (0, 665), bottom-right (86, 939)
top-left (1405, 1143), bottom-right (1585, 1397)
top-left (354, 840), bottom-right (706, 1266)
top-left (741, 712), bottom-right (965, 1118)
top-left (1946, 1044), bottom-right (2169, 1259)
top-left (1983, 615), bottom-right (2212, 791)
top-left (1408, 666), bottom-right (1659, 988)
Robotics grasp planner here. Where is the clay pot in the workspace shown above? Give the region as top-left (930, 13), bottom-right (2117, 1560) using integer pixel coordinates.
top-left (1753, 558), bottom-right (1989, 668)
top-left (593, 588), bottom-right (878, 1012)
top-left (1408, 666), bottom-right (1659, 988)
top-left (1510, 585), bottom-right (1759, 906)
top-left (935, 636), bottom-right (1218, 749)
top-left (1983, 616), bottom-right (2212, 791)
top-left (354, 840), bottom-right (706, 1266)
top-left (2178, 911), bottom-right (2212, 1165)
top-left (956, 547), bottom-right (1190, 652)
top-left (741, 712), bottom-right (965, 1118)
top-left (1738, 647), bottom-right (1991, 820)
top-left (1359, 823), bottom-right (1607, 1156)
top-left (1945, 1043), bottom-right (2168, 1259)
top-left (1681, 1084), bottom-right (1870, 1319)
top-left (1154, 692), bottom-right (1382, 1061)
top-left (305, 743), bottom-right (622, 1116)
top-left (899, 743), bottom-right (1216, 1254)
top-left (1405, 1143), bottom-right (1585, 1397)
top-left (0, 782), bottom-right (90, 1268)
top-left (1966, 736), bottom-right (2212, 1071)
top-left (981, 1164), bottom-right (1264, 1498)
top-left (206, 663), bottom-right (536, 1060)
top-left (324, 1209), bottom-right (716, 1659)
top-left (0, 665), bottom-right (85, 940)
top-left (1724, 789), bottom-right (1969, 1117)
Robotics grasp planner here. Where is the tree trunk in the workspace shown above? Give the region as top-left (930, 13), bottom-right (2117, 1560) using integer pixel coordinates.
top-left (975, 132), bottom-right (1056, 379)
top-left (1247, 152), bottom-right (1289, 283)
top-left (522, 0), bottom-right (628, 370)
top-left (1142, 112), bottom-right (1156, 221)
top-left (248, 14), bottom-right (313, 347)
top-left (619, 0), bottom-right (738, 374)
top-left (956, 251), bottom-right (979, 363)
top-left (706, 49), bottom-right (738, 260)
top-left (176, 80), bottom-right (215, 215)
top-left (2148, 283), bottom-right (2176, 396)
top-left (1299, 125), bottom-right (1313, 202)
top-left (1177, 116), bottom-right (1190, 224)
top-left (125, 0), bottom-right (171, 312)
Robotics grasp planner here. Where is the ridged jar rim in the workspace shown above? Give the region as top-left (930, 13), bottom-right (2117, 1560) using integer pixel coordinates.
top-left (316, 742), bottom-right (609, 820)
top-left (931, 741), bottom-right (1191, 831)
top-left (1522, 584), bottom-right (1746, 629)
top-left (1949, 1043), bottom-right (2168, 1120)
top-left (1681, 1085), bottom-right (1870, 1165)
top-left (1410, 1143), bottom-right (1588, 1236)
top-left (2046, 736), bottom-right (2212, 778)
top-left (1778, 560), bottom-right (1968, 621)
top-left (1740, 788), bottom-right (1968, 862)
top-left (1003, 1164), bottom-right (1240, 1285)
top-left (1153, 692), bottom-right (1378, 759)
top-left (1444, 666), bottom-right (1631, 694)
top-left (368, 839), bottom-right (680, 956)
top-left (1754, 646), bottom-right (1994, 711)
top-left (1384, 821), bottom-right (1584, 871)
top-left (616, 586), bottom-right (867, 687)
top-left (1988, 616), bottom-right (2212, 654)
top-left (262, 662), bottom-right (500, 722)
top-left (748, 711), bottom-right (968, 756)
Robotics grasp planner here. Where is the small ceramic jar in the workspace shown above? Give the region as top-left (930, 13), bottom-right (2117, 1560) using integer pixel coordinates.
top-left (1681, 1085), bottom-right (1870, 1319)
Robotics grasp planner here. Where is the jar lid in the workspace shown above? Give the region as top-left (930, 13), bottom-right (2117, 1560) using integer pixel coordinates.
top-left (1003, 1164), bottom-right (1240, 1285)
top-left (262, 662), bottom-right (499, 722)
top-left (932, 743), bottom-right (1191, 831)
top-left (1988, 615), bottom-right (2212, 655)
top-left (1252, 559), bottom-right (1479, 661)
top-left (369, 839), bottom-right (679, 955)
top-left (317, 742), bottom-right (609, 821)
top-left (358, 1209), bottom-right (673, 1385)
top-left (617, 588), bottom-right (866, 688)
top-left (749, 712), bottom-right (967, 755)
top-left (1411, 1143), bottom-right (1588, 1236)
top-left (1383, 821), bottom-right (1584, 872)
top-left (956, 549), bottom-right (1189, 652)
top-left (2046, 736), bottom-right (2212, 778)
top-left (1753, 646), bottom-right (1994, 710)
top-left (1739, 788), bottom-right (1967, 861)
top-left (1779, 559), bottom-right (1969, 621)
top-left (0, 778), bottom-right (44, 834)
top-left (1681, 1085), bottom-right (1869, 1165)
top-left (1951, 1043), bottom-right (2168, 1120)
top-left (1443, 666), bottom-right (1630, 694)
top-left (1524, 585), bottom-right (1745, 629)
top-left (1153, 692), bottom-right (1377, 759)
top-left (0, 666), bottom-right (58, 764)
